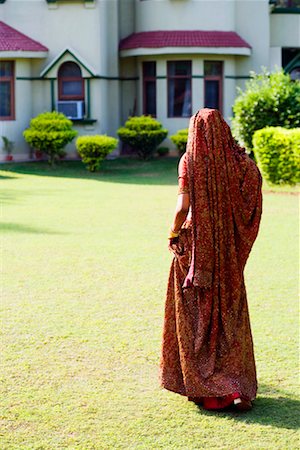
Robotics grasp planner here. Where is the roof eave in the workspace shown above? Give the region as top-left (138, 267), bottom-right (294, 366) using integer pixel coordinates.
top-left (0, 50), bottom-right (48, 58)
top-left (40, 47), bottom-right (97, 78)
top-left (120, 46), bottom-right (251, 58)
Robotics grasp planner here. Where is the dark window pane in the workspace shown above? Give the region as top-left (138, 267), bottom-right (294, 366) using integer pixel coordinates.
top-left (62, 80), bottom-right (83, 96)
top-left (168, 61), bottom-right (191, 77)
top-left (143, 61), bottom-right (156, 77)
top-left (168, 78), bottom-right (191, 117)
top-left (290, 66), bottom-right (300, 81)
top-left (205, 80), bottom-right (219, 109)
top-left (145, 80), bottom-right (156, 115)
top-left (204, 61), bottom-right (222, 76)
top-left (58, 62), bottom-right (82, 77)
top-left (282, 48), bottom-right (300, 68)
top-left (0, 81), bottom-right (11, 116)
top-left (0, 62), bottom-right (13, 77)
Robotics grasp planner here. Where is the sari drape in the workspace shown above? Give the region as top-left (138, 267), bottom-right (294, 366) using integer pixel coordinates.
top-left (160, 109), bottom-right (262, 407)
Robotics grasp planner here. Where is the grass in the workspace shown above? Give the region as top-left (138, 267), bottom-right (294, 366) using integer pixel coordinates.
top-left (1, 158), bottom-right (299, 449)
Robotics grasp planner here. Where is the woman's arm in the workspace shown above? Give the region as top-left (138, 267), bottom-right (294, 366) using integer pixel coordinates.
top-left (170, 192), bottom-right (190, 234)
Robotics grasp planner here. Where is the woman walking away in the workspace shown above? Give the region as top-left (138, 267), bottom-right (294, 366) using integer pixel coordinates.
top-left (160, 109), bottom-right (262, 412)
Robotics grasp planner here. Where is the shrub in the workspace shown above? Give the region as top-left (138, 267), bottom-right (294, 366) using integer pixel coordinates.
top-left (117, 116), bottom-right (168, 160)
top-left (2, 136), bottom-right (14, 161)
top-left (253, 127), bottom-right (300, 185)
top-left (76, 135), bottom-right (118, 172)
top-left (23, 111), bottom-right (78, 166)
top-left (157, 146), bottom-right (170, 157)
top-left (170, 129), bottom-right (188, 155)
top-left (232, 69), bottom-right (300, 152)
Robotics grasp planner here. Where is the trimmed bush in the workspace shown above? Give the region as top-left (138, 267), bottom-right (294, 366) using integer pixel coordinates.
top-left (23, 111), bottom-right (78, 166)
top-left (170, 129), bottom-right (188, 155)
top-left (117, 116), bottom-right (168, 160)
top-left (232, 70), bottom-right (300, 152)
top-left (76, 135), bottom-right (118, 172)
top-left (253, 127), bottom-right (300, 185)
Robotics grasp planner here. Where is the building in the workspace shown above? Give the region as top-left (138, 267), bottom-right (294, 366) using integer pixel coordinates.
top-left (0, 0), bottom-right (299, 161)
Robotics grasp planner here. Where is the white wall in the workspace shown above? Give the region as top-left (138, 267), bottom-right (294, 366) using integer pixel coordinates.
top-left (270, 14), bottom-right (300, 47)
top-left (0, 0), bottom-right (122, 160)
top-left (135, 0), bottom-right (236, 32)
top-left (235, 0), bottom-right (270, 74)
top-left (2, 0), bottom-right (102, 75)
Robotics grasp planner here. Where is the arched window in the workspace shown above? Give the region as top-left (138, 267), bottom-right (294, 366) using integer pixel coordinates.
top-left (58, 62), bottom-right (84, 101)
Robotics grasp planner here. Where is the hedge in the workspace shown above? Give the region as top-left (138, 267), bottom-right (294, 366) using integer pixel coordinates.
top-left (117, 116), bottom-right (168, 160)
top-left (253, 127), bottom-right (300, 185)
top-left (23, 111), bottom-right (77, 166)
top-left (232, 70), bottom-right (300, 152)
top-left (76, 135), bottom-right (118, 172)
top-left (170, 129), bottom-right (188, 155)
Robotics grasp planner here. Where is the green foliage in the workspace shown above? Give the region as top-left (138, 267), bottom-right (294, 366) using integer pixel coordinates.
top-left (117, 115), bottom-right (168, 160)
top-left (23, 111), bottom-right (78, 166)
top-left (76, 135), bottom-right (118, 172)
top-left (170, 128), bottom-right (188, 155)
top-left (156, 146), bottom-right (170, 157)
top-left (253, 127), bottom-right (300, 185)
top-left (232, 70), bottom-right (300, 151)
top-left (1, 136), bottom-right (14, 155)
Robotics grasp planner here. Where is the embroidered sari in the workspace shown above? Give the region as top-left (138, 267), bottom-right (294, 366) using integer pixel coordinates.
top-left (159, 109), bottom-right (262, 410)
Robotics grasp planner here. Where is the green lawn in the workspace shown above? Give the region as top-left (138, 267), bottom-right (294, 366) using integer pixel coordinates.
top-left (1, 158), bottom-right (299, 449)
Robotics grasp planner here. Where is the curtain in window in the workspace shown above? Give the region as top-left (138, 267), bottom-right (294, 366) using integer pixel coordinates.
top-left (168, 61), bottom-right (192, 118)
top-left (0, 61), bottom-right (14, 119)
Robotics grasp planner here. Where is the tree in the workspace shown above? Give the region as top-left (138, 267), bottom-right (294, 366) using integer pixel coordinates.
top-left (232, 69), bottom-right (300, 152)
top-left (23, 111), bottom-right (78, 166)
top-left (117, 116), bottom-right (168, 160)
top-left (76, 135), bottom-right (118, 172)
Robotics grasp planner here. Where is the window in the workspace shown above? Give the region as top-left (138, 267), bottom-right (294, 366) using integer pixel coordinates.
top-left (58, 62), bottom-right (84, 100)
top-left (168, 61), bottom-right (192, 118)
top-left (143, 61), bottom-right (156, 116)
top-left (204, 61), bottom-right (223, 112)
top-left (0, 61), bottom-right (15, 120)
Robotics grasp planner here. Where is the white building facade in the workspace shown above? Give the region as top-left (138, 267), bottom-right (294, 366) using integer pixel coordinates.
top-left (0, 0), bottom-right (299, 161)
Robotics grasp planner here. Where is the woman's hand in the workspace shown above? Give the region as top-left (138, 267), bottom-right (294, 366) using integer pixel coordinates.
top-left (168, 236), bottom-right (184, 255)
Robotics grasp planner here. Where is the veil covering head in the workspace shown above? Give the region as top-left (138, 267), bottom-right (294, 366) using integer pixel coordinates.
top-left (183, 108), bottom-right (262, 290)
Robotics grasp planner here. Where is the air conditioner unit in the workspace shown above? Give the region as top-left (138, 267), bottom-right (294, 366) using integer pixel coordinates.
top-left (57, 101), bottom-right (84, 120)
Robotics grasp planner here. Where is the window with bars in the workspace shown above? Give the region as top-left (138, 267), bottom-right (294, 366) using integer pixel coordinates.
top-left (0, 61), bottom-right (15, 120)
top-left (204, 61), bottom-right (223, 112)
top-left (143, 61), bottom-right (156, 116)
top-left (167, 61), bottom-right (192, 118)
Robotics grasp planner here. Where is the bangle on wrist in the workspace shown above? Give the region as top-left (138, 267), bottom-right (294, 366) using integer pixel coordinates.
top-left (168, 229), bottom-right (179, 239)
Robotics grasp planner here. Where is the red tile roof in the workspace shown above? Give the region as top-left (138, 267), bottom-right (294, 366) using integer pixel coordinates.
top-left (0, 21), bottom-right (48, 52)
top-left (120, 30), bottom-right (251, 50)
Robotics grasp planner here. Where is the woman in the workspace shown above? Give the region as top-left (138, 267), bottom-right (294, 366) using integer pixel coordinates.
top-left (160, 109), bottom-right (262, 411)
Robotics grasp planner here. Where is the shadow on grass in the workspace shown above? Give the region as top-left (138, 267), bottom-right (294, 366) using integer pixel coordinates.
top-left (0, 173), bottom-right (18, 180)
top-left (1, 188), bottom-right (66, 205)
top-left (0, 158), bottom-right (179, 186)
top-left (196, 388), bottom-right (300, 430)
top-left (1, 222), bottom-right (67, 235)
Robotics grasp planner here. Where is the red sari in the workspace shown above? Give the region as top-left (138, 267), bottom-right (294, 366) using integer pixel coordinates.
top-left (160, 109), bottom-right (262, 410)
